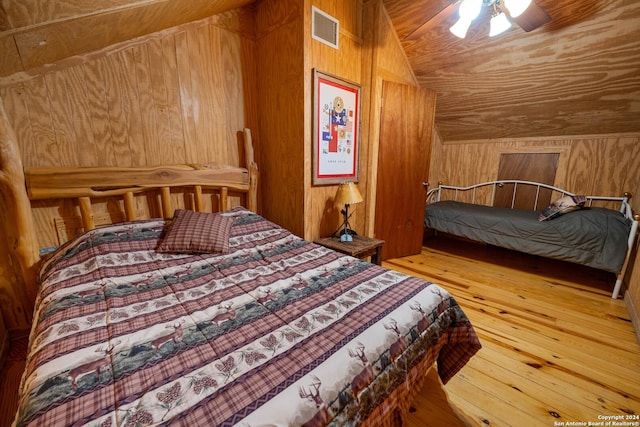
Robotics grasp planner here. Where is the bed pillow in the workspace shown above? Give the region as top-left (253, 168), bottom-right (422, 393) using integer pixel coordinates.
top-left (538, 195), bottom-right (587, 221)
top-left (158, 209), bottom-right (233, 254)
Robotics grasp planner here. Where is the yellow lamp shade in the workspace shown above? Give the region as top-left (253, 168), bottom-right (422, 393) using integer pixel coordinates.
top-left (334, 182), bottom-right (363, 206)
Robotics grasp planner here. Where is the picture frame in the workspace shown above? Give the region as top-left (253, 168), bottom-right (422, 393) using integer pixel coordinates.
top-left (312, 69), bottom-right (360, 185)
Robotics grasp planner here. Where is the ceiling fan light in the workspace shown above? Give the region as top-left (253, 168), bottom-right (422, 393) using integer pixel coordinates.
top-left (450, 18), bottom-right (472, 38)
top-left (489, 12), bottom-right (512, 36)
top-left (503, 0), bottom-right (532, 18)
top-left (458, 0), bottom-right (483, 21)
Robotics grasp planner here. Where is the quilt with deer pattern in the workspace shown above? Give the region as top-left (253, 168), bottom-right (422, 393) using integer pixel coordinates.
top-left (14, 207), bottom-right (481, 427)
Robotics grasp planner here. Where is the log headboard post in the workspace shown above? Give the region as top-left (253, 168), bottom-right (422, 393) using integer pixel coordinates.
top-left (243, 128), bottom-right (258, 212)
top-left (0, 98), bottom-right (39, 307)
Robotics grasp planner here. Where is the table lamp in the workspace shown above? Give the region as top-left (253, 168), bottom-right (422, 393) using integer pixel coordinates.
top-left (334, 182), bottom-right (363, 242)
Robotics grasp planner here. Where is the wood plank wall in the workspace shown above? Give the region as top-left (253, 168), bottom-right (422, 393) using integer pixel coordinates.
top-left (307, 0), bottom-right (419, 241)
top-left (0, 11), bottom-right (256, 169)
top-left (254, 0), bottom-right (306, 238)
top-left (254, 0), bottom-right (419, 241)
top-left (255, 0), bottom-right (368, 240)
top-left (0, 9), bottom-right (259, 330)
top-left (307, 0), bottom-right (366, 240)
top-left (429, 133), bottom-right (640, 203)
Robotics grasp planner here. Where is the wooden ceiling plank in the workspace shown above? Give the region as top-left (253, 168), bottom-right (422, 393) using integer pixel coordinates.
top-left (404, 2), bottom-right (459, 41)
top-left (0, 0), bottom-right (168, 30)
top-left (383, 0), bottom-right (454, 41)
top-left (0, 35), bottom-right (23, 76)
top-left (390, 0), bottom-right (640, 141)
top-left (11, 0), bottom-right (252, 70)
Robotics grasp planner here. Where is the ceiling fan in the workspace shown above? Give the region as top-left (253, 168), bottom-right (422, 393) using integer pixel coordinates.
top-left (405, 0), bottom-right (551, 41)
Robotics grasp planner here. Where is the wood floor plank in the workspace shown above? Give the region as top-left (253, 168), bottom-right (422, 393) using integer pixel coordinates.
top-left (431, 279), bottom-right (636, 344)
top-left (471, 326), bottom-right (640, 402)
top-left (458, 298), bottom-right (640, 373)
top-left (477, 342), bottom-right (639, 414)
top-left (446, 392), bottom-right (508, 427)
top-left (447, 370), bottom-right (547, 427)
top-left (390, 237), bottom-right (640, 427)
top-left (393, 251), bottom-right (622, 311)
top-left (404, 368), bottom-right (470, 426)
top-left (459, 293), bottom-right (640, 393)
top-left (389, 254), bottom-right (635, 340)
top-left (452, 362), bottom-right (570, 425)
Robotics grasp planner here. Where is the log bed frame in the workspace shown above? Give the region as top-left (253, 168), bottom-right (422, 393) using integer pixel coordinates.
top-left (1, 108), bottom-right (473, 426)
top-left (0, 98), bottom-right (257, 307)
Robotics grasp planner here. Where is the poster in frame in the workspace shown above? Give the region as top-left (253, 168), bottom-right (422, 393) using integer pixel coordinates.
top-left (313, 69), bottom-right (360, 185)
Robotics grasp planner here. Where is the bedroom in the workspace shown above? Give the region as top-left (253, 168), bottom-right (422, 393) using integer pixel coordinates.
top-left (0, 0), bottom-right (638, 425)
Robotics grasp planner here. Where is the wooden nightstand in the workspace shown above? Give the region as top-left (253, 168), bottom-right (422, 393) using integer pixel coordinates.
top-left (314, 235), bottom-right (385, 265)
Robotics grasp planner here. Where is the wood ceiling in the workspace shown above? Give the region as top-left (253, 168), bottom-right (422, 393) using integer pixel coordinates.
top-left (1, 0), bottom-right (639, 143)
top-left (384, 0), bottom-right (640, 142)
top-left (0, 0), bottom-right (254, 76)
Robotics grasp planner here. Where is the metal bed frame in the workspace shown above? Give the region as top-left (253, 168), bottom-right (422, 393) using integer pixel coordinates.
top-left (424, 180), bottom-right (639, 299)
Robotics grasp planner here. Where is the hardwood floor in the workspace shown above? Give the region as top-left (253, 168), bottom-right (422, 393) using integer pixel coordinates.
top-left (1, 237), bottom-right (638, 426)
top-left (395, 237), bottom-right (640, 427)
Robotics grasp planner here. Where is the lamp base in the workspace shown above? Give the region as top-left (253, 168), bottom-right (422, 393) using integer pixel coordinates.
top-left (339, 228), bottom-right (357, 242)
top-left (333, 203), bottom-right (358, 242)
top-left (340, 233), bottom-right (353, 242)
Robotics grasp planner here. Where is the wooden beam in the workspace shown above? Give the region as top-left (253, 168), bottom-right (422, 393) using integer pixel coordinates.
top-left (160, 187), bottom-right (172, 219)
top-left (243, 127), bottom-right (258, 212)
top-left (0, 98), bottom-right (38, 307)
top-left (123, 191), bottom-right (136, 221)
top-left (193, 185), bottom-right (203, 212)
top-left (26, 164), bottom-right (250, 200)
top-left (78, 196), bottom-right (95, 231)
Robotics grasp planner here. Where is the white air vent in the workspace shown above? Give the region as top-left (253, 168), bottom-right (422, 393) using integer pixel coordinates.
top-left (312, 6), bottom-right (339, 49)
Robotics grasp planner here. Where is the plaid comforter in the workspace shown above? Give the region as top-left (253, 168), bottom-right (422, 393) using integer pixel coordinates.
top-left (14, 207), bottom-right (481, 426)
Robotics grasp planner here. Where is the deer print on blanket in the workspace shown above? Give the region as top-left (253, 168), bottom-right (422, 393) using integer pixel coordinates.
top-left (211, 302), bottom-right (236, 325)
top-left (348, 342), bottom-right (375, 403)
top-left (150, 320), bottom-right (186, 352)
top-left (298, 376), bottom-right (330, 427)
top-left (384, 319), bottom-right (407, 366)
top-left (68, 339), bottom-right (121, 389)
top-left (409, 301), bottom-right (431, 336)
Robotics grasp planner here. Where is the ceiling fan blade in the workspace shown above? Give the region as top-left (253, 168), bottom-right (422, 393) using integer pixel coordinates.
top-left (508, 1), bottom-right (551, 32)
top-left (404, 1), bottom-right (459, 41)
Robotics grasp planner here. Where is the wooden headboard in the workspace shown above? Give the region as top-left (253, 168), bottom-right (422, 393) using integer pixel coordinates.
top-left (0, 101), bottom-right (257, 306)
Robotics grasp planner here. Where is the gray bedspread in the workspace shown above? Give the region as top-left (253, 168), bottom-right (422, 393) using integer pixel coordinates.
top-left (424, 201), bottom-right (631, 274)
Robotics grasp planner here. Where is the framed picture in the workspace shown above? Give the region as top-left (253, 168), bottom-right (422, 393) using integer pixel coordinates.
top-left (313, 69), bottom-right (360, 185)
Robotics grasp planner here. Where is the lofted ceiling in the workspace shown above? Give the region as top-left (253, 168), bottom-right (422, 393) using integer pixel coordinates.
top-left (1, 0), bottom-right (639, 143)
top-left (0, 0), bottom-right (254, 76)
top-left (384, 0), bottom-right (640, 142)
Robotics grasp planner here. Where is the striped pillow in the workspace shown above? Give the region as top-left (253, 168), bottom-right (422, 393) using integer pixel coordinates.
top-left (158, 209), bottom-right (233, 254)
top-left (538, 195), bottom-right (587, 221)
